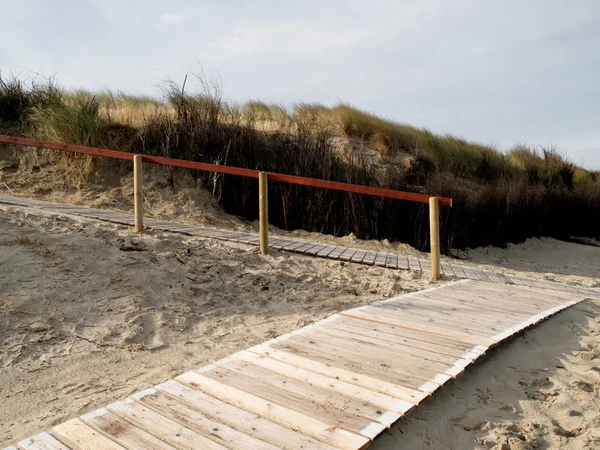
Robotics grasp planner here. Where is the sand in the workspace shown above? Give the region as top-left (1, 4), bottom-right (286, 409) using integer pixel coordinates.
top-left (2, 164), bottom-right (600, 448)
top-left (373, 298), bottom-right (600, 450)
top-left (0, 204), bottom-right (435, 446)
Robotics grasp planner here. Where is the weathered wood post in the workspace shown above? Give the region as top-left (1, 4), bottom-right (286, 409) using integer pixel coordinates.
top-left (133, 154), bottom-right (143, 232)
top-left (259, 171), bottom-right (269, 255)
top-left (429, 196), bottom-right (441, 280)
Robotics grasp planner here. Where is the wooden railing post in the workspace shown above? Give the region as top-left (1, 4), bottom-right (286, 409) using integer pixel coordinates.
top-left (259, 171), bottom-right (269, 255)
top-left (133, 154), bottom-right (144, 232)
top-left (429, 197), bottom-right (440, 280)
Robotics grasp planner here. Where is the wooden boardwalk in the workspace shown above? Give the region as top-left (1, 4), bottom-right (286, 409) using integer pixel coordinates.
top-left (3, 280), bottom-right (593, 450)
top-left (0, 195), bottom-right (597, 300)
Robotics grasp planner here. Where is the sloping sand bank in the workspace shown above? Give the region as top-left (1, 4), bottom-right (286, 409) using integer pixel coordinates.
top-left (373, 298), bottom-right (600, 449)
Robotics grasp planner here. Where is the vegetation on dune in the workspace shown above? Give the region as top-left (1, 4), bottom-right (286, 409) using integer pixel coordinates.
top-left (1, 72), bottom-right (599, 254)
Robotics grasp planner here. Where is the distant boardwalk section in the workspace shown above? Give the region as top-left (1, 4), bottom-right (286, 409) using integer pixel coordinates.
top-left (0, 195), bottom-right (597, 301)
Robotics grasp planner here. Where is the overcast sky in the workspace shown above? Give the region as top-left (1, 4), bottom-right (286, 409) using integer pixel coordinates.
top-left (2, 0), bottom-right (599, 169)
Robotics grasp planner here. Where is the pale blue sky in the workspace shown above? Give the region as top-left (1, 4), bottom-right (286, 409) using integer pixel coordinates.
top-left (2, 0), bottom-right (599, 168)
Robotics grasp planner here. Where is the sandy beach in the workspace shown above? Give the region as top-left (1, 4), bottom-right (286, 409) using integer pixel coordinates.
top-left (0, 204), bottom-right (435, 445)
top-left (0, 179), bottom-right (599, 448)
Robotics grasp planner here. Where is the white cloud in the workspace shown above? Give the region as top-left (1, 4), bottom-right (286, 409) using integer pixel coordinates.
top-left (159, 14), bottom-right (189, 25)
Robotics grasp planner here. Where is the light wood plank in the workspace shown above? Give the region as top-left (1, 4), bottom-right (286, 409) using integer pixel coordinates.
top-left (295, 329), bottom-right (455, 372)
top-left (52, 419), bottom-right (124, 450)
top-left (333, 316), bottom-right (474, 356)
top-left (314, 326), bottom-right (459, 366)
top-left (360, 303), bottom-right (505, 335)
top-left (132, 389), bottom-right (281, 450)
top-left (328, 318), bottom-right (472, 359)
top-left (270, 340), bottom-right (443, 391)
top-left (81, 409), bottom-right (177, 450)
top-left (199, 365), bottom-right (377, 437)
top-left (156, 380), bottom-right (338, 450)
top-left (340, 308), bottom-right (497, 347)
top-left (368, 303), bottom-right (509, 335)
top-left (416, 291), bottom-right (534, 320)
top-left (177, 371), bottom-right (370, 450)
top-left (339, 248), bottom-right (358, 261)
top-left (17, 433), bottom-right (69, 450)
top-left (380, 293), bottom-right (529, 323)
top-left (248, 344), bottom-right (428, 404)
top-left (231, 350), bottom-right (415, 415)
top-left (350, 250), bottom-right (368, 263)
top-left (220, 353), bottom-right (408, 422)
top-left (281, 334), bottom-right (449, 380)
top-left (439, 285), bottom-right (556, 312)
top-left (451, 282), bottom-right (572, 305)
top-left (107, 399), bottom-right (228, 450)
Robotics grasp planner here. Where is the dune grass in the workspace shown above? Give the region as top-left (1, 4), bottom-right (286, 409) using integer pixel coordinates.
top-left (1, 72), bottom-right (599, 253)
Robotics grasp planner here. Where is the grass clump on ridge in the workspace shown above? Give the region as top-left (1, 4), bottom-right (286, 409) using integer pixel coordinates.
top-left (1, 72), bottom-right (599, 253)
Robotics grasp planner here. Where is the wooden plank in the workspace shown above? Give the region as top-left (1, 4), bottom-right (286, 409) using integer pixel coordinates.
top-left (275, 335), bottom-right (440, 383)
top-left (339, 248), bottom-right (358, 261)
top-left (459, 282), bottom-right (575, 304)
top-left (373, 253), bottom-right (388, 267)
top-left (267, 237), bottom-right (292, 250)
top-left (327, 247), bottom-right (347, 260)
top-left (327, 319), bottom-right (471, 359)
top-left (227, 351), bottom-right (414, 415)
top-left (335, 304), bottom-right (480, 354)
top-left (376, 294), bottom-right (520, 325)
top-left (362, 303), bottom-right (505, 337)
top-left (317, 245), bottom-right (338, 257)
top-left (429, 288), bottom-right (552, 315)
top-left (282, 240), bottom-right (309, 251)
top-left (372, 302), bottom-right (517, 333)
top-left (215, 358), bottom-right (399, 428)
top-left (285, 332), bottom-right (453, 376)
top-left (416, 291), bottom-right (536, 319)
top-left (446, 285), bottom-right (568, 312)
top-left (361, 251), bottom-right (377, 265)
top-left (132, 389), bottom-right (281, 450)
top-left (177, 371), bottom-right (371, 450)
top-left (199, 365), bottom-right (377, 437)
top-left (270, 340), bottom-right (445, 393)
top-left (17, 433), bottom-right (69, 450)
top-left (340, 308), bottom-right (497, 347)
top-left (304, 244), bottom-right (328, 256)
top-left (350, 250), bottom-right (368, 263)
top-left (248, 344), bottom-right (429, 404)
top-left (81, 409), bottom-right (177, 450)
top-left (407, 257), bottom-right (421, 271)
top-left (51, 419), bottom-right (124, 450)
top-left (418, 258), bottom-right (431, 272)
top-left (107, 399), bottom-right (228, 449)
top-left (450, 264), bottom-right (468, 278)
top-left (382, 287), bottom-right (529, 318)
top-left (292, 242), bottom-right (319, 254)
top-left (397, 256), bottom-right (409, 270)
top-left (156, 380), bottom-right (338, 450)
top-left (345, 304), bottom-right (499, 340)
top-left (315, 326), bottom-right (459, 367)
top-left (440, 261), bottom-right (454, 276)
top-left (473, 269), bottom-right (492, 282)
